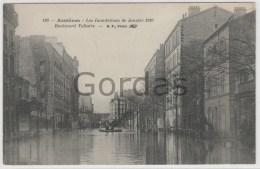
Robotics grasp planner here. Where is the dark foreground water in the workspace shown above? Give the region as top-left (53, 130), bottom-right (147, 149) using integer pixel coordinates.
top-left (3, 129), bottom-right (255, 165)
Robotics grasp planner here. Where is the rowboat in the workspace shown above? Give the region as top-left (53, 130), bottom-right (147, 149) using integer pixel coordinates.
top-left (99, 129), bottom-right (123, 132)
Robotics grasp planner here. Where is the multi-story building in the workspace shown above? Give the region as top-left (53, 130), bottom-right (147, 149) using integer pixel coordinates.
top-left (78, 96), bottom-right (93, 128)
top-left (204, 9), bottom-right (255, 137)
top-left (144, 44), bottom-right (165, 132)
top-left (17, 36), bottom-right (79, 130)
top-left (79, 95), bottom-right (94, 114)
top-left (70, 56), bottom-right (79, 121)
top-left (109, 90), bottom-right (141, 129)
top-left (110, 92), bottom-right (126, 121)
top-left (3, 4), bottom-right (19, 140)
top-left (164, 6), bottom-right (233, 130)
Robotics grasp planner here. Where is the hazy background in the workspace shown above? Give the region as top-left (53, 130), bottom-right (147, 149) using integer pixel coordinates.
top-left (15, 3), bottom-right (254, 113)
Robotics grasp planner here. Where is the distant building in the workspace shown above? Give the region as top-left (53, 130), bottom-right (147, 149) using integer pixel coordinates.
top-left (110, 92), bottom-right (125, 120)
top-left (89, 113), bottom-right (110, 128)
top-left (109, 90), bottom-right (141, 129)
top-left (79, 96), bottom-right (94, 114)
top-left (204, 10), bottom-right (255, 137)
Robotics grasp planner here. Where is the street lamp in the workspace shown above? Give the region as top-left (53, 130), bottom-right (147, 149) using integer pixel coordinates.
top-left (137, 103), bottom-right (145, 132)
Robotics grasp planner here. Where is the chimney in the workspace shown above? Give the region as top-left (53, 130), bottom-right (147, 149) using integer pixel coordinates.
top-left (188, 6), bottom-right (200, 17)
top-left (57, 42), bottom-right (63, 46)
top-left (234, 7), bottom-right (246, 17)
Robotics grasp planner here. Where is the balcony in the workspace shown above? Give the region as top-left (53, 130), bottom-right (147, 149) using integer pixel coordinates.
top-left (238, 80), bottom-right (255, 94)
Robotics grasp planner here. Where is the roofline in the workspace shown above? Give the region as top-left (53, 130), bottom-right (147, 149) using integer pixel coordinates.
top-left (164, 6), bottom-right (233, 46)
top-left (230, 9), bottom-right (255, 22)
top-left (182, 6), bottom-right (233, 23)
top-left (204, 15), bottom-right (234, 44)
top-left (144, 44), bottom-right (164, 71)
top-left (144, 50), bottom-right (157, 71)
top-left (163, 21), bottom-right (181, 45)
top-left (204, 10), bottom-right (255, 44)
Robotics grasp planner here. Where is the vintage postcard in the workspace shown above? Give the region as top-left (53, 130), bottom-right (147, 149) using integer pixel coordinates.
top-left (2, 2), bottom-right (257, 166)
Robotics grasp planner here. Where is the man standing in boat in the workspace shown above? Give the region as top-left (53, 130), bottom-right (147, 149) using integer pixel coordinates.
top-left (105, 121), bottom-right (109, 130)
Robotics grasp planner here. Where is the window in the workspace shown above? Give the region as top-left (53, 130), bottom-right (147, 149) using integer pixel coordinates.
top-left (212, 45), bottom-right (217, 54)
top-left (220, 38), bottom-right (226, 52)
top-left (9, 55), bottom-right (14, 75)
top-left (165, 45), bottom-right (167, 55)
top-left (220, 74), bottom-right (225, 94)
top-left (220, 105), bottom-right (226, 131)
top-left (172, 34), bottom-right (175, 48)
top-left (207, 108), bottom-right (212, 123)
top-left (4, 54), bottom-right (8, 74)
top-left (215, 77), bottom-right (219, 96)
top-left (173, 53), bottom-right (176, 67)
top-left (240, 71), bottom-right (249, 83)
top-left (169, 36), bottom-right (172, 52)
top-left (26, 90), bottom-right (29, 99)
top-left (165, 43), bottom-right (169, 56)
top-left (208, 88), bottom-right (211, 98)
top-left (176, 30), bottom-right (179, 44)
top-left (213, 86), bottom-right (217, 96)
top-left (18, 88), bottom-right (22, 100)
top-left (175, 32), bottom-right (177, 44)
top-left (208, 46), bottom-right (212, 53)
top-left (9, 30), bottom-right (14, 48)
top-left (4, 24), bottom-right (7, 43)
top-left (177, 49), bottom-right (180, 64)
top-left (166, 95), bottom-right (172, 110)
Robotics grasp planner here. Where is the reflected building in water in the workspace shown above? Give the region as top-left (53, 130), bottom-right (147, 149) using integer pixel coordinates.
top-left (145, 131), bottom-right (255, 164)
top-left (4, 130), bottom-right (255, 165)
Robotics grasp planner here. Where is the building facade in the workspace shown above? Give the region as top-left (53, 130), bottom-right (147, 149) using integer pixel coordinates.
top-left (204, 10), bottom-right (255, 137)
top-left (144, 44), bottom-right (165, 132)
top-left (3, 4), bottom-right (19, 140)
top-left (17, 36), bottom-right (79, 130)
top-left (79, 95), bottom-right (94, 114)
top-left (109, 90), bottom-right (141, 129)
top-left (110, 92), bottom-right (128, 121)
top-left (164, 6), bottom-right (233, 130)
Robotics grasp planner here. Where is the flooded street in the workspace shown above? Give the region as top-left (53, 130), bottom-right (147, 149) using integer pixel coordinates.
top-left (4, 129), bottom-right (255, 165)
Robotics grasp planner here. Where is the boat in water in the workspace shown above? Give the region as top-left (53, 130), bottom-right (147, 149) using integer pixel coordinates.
top-left (99, 128), bottom-right (123, 132)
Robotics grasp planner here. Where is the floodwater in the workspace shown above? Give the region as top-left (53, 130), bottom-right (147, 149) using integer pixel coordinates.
top-left (3, 129), bottom-right (255, 165)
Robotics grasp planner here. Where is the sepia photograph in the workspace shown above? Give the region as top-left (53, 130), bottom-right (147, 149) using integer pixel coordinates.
top-left (2, 2), bottom-right (257, 166)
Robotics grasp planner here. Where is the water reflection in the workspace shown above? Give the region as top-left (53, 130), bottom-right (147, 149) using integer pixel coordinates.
top-left (3, 129), bottom-right (255, 165)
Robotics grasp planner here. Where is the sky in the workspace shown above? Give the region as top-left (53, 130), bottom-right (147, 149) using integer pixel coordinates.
top-left (15, 3), bottom-right (254, 113)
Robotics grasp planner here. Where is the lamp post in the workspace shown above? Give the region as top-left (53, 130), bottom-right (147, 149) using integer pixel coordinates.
top-left (36, 82), bottom-right (39, 136)
top-left (175, 94), bottom-right (179, 164)
top-left (137, 103), bottom-right (145, 132)
top-left (193, 94), bottom-right (201, 134)
top-left (117, 98), bottom-right (121, 127)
